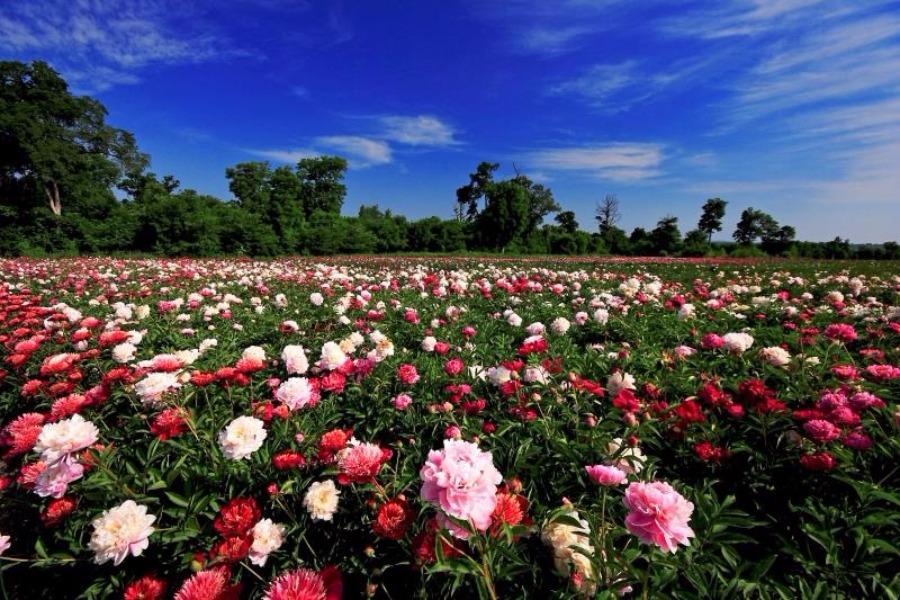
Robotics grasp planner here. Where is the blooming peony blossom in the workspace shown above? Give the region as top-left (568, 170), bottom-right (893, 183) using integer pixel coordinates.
top-left (310, 292), bottom-right (325, 306)
top-left (623, 481), bottom-right (694, 553)
top-left (318, 341), bottom-right (347, 371)
top-left (249, 518), bottom-right (286, 566)
top-left (759, 346), bottom-right (791, 367)
top-left (280, 345), bottom-right (309, 375)
top-left (304, 480), bottom-right (341, 521)
top-left (722, 332), bottom-right (754, 354)
top-left (585, 464), bottom-right (627, 486)
top-left (34, 455), bottom-right (84, 498)
top-left (541, 507), bottom-right (595, 583)
top-left (263, 566), bottom-right (342, 600)
top-left (88, 500), bottom-right (156, 565)
top-left (550, 317), bottom-right (571, 334)
top-left (337, 440), bottom-right (385, 484)
top-left (0, 534), bottom-right (10, 556)
top-left (607, 437), bottom-right (646, 474)
top-left (34, 414), bottom-right (99, 462)
top-left (174, 569), bottom-right (239, 600)
top-left (275, 377), bottom-right (319, 411)
top-left (218, 416), bottom-right (267, 460)
top-left (135, 372), bottom-right (181, 406)
top-left (606, 371), bottom-right (636, 396)
top-left (420, 439), bottom-right (503, 537)
top-left (112, 342), bottom-right (137, 363)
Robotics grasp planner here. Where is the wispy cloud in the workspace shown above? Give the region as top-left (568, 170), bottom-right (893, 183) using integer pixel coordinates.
top-left (251, 136), bottom-right (392, 168)
top-left (316, 136), bottom-right (392, 167)
top-left (379, 115), bottom-right (459, 147)
top-left (515, 26), bottom-right (594, 56)
top-left (290, 86), bottom-right (310, 99)
top-left (0, 0), bottom-right (250, 92)
top-left (527, 143), bottom-right (665, 181)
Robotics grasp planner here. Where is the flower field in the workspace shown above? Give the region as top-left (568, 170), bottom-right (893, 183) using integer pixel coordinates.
top-left (0, 256), bottom-right (898, 599)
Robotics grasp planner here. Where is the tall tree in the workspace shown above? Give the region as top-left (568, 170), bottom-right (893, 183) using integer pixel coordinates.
top-left (733, 207), bottom-right (767, 245)
top-left (297, 156), bottom-right (348, 217)
top-left (595, 194), bottom-right (621, 233)
top-left (650, 215), bottom-right (682, 255)
top-left (697, 197), bottom-right (727, 243)
top-left (456, 162), bottom-right (499, 221)
top-left (555, 210), bottom-right (578, 233)
top-left (0, 60), bottom-right (147, 217)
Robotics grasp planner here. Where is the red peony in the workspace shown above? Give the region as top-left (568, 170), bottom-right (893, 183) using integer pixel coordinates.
top-left (124, 574), bottom-right (167, 600)
top-left (213, 498), bottom-right (261, 538)
top-left (373, 498), bottom-right (414, 540)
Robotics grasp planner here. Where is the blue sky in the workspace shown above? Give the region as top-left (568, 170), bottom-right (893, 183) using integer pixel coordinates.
top-left (2, 0), bottom-right (900, 242)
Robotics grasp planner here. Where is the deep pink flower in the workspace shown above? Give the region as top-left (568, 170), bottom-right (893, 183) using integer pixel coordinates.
top-left (397, 364), bottom-right (420, 385)
top-left (623, 481), bottom-right (695, 553)
top-left (803, 419), bottom-right (841, 443)
top-left (263, 566), bottom-right (342, 600)
top-left (585, 464), bottom-right (627, 486)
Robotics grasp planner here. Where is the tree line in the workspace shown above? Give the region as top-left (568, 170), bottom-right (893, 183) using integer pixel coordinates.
top-left (1, 60), bottom-right (897, 259)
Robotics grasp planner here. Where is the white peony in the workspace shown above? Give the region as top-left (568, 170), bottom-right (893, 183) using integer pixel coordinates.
top-left (111, 342), bottom-right (136, 363)
top-left (242, 346), bottom-right (266, 362)
top-left (34, 414), bottom-right (99, 462)
top-left (135, 372), bottom-right (181, 406)
top-left (550, 317), bottom-right (571, 334)
top-left (759, 346), bottom-right (791, 367)
top-left (248, 518), bottom-right (286, 566)
top-left (310, 292), bottom-right (325, 306)
top-left (281, 345), bottom-right (309, 375)
top-left (275, 377), bottom-right (318, 411)
top-left (88, 500), bottom-right (155, 565)
top-left (606, 371), bottom-right (636, 396)
top-left (218, 416), bottom-right (267, 460)
top-left (318, 341), bottom-right (347, 371)
top-left (722, 332), bottom-right (755, 354)
top-left (304, 480), bottom-right (341, 521)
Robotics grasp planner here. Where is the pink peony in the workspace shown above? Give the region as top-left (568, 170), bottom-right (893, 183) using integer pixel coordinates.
top-left (803, 419), bottom-right (841, 443)
top-left (623, 481), bottom-right (695, 553)
top-left (336, 441), bottom-right (386, 484)
top-left (585, 464), bottom-right (627, 486)
top-left (34, 455), bottom-right (84, 498)
top-left (397, 364), bottom-right (420, 385)
top-left (392, 393), bottom-right (413, 410)
top-left (275, 377), bottom-right (319, 411)
top-left (420, 440), bottom-right (503, 538)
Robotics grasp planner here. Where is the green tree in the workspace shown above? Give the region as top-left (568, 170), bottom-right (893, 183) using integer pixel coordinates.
top-left (0, 60), bottom-right (147, 218)
top-left (650, 215), bottom-right (682, 255)
top-left (297, 156), bottom-right (348, 218)
top-left (733, 207), bottom-right (771, 245)
top-left (555, 210), bottom-right (579, 233)
top-left (698, 197), bottom-right (727, 243)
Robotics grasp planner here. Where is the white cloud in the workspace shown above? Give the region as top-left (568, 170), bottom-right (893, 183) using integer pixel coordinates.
top-left (291, 86), bottom-right (310, 99)
top-left (516, 26), bottom-right (594, 56)
top-left (315, 136), bottom-right (393, 167)
top-left (249, 148), bottom-right (318, 163)
top-left (528, 143), bottom-right (665, 181)
top-left (379, 115), bottom-right (458, 146)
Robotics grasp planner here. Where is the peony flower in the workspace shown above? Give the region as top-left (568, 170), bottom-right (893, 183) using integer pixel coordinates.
top-left (337, 441), bottom-right (386, 484)
top-left (373, 498), bottom-right (414, 540)
top-left (34, 455), bottom-right (84, 498)
top-left (280, 345), bottom-right (309, 375)
top-left (310, 292), bottom-right (325, 306)
top-left (135, 372), bottom-right (181, 406)
top-left (759, 346), bottom-right (791, 367)
top-left (263, 566), bottom-right (342, 600)
top-left (420, 439), bottom-right (503, 537)
top-left (722, 332), bottom-right (754, 354)
top-left (803, 419), bottom-right (841, 443)
top-left (274, 377), bottom-right (319, 411)
top-left (0, 534), bottom-right (10, 556)
top-left (0, 412), bottom-right (45, 459)
top-left (112, 342), bottom-right (137, 363)
top-left (550, 317), bottom-right (571, 334)
top-left (123, 575), bottom-right (167, 600)
top-left (88, 500), bottom-right (156, 565)
top-left (34, 414), bottom-right (99, 462)
top-left (585, 464), bottom-right (627, 486)
top-left (318, 341), bottom-right (347, 371)
top-left (623, 481), bottom-right (694, 553)
top-left (606, 371), bottom-right (636, 396)
top-left (218, 416), bottom-right (267, 460)
top-left (249, 518), bottom-right (286, 566)
top-left (607, 438), bottom-right (646, 474)
top-left (174, 568), bottom-right (239, 600)
top-left (397, 363), bottom-right (420, 385)
top-left (392, 393), bottom-right (413, 410)
top-left (541, 507), bottom-right (595, 581)
top-left (304, 480), bottom-right (341, 521)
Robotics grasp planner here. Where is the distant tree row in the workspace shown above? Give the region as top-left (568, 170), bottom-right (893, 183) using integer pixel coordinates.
top-left (1, 60), bottom-right (897, 259)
